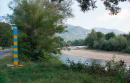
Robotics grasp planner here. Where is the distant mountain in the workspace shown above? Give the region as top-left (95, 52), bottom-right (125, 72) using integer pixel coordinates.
top-left (59, 25), bottom-right (88, 41)
top-left (60, 25), bottom-right (125, 41)
top-left (94, 27), bottom-right (125, 35)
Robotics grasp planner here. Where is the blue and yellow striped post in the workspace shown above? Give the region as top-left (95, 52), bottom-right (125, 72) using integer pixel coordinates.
top-left (12, 25), bottom-right (19, 66)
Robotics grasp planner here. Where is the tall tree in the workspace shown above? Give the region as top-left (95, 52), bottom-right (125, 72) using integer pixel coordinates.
top-left (105, 32), bottom-right (115, 40)
top-left (96, 32), bottom-right (104, 40)
top-left (84, 29), bottom-right (97, 48)
top-left (10, 0), bottom-right (72, 61)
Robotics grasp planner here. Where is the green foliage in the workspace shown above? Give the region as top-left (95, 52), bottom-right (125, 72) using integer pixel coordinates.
top-left (109, 36), bottom-right (127, 51)
top-left (11, 0), bottom-right (72, 61)
top-left (105, 32), bottom-right (115, 40)
top-left (18, 32), bottom-right (32, 61)
top-left (49, 0), bottom-right (127, 15)
top-left (0, 71), bottom-right (8, 83)
top-left (122, 33), bottom-right (130, 53)
top-left (84, 29), bottom-right (97, 48)
top-left (0, 22), bottom-right (12, 48)
top-left (68, 59), bottom-right (130, 82)
top-left (0, 56), bottom-right (127, 83)
top-left (123, 46), bottom-right (130, 53)
top-left (96, 32), bottom-right (104, 40)
top-left (67, 39), bottom-right (85, 46)
top-left (85, 30), bottom-right (130, 53)
top-left (77, 0), bottom-right (127, 15)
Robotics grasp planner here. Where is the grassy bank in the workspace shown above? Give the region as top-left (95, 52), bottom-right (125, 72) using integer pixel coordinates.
top-left (0, 56), bottom-right (126, 83)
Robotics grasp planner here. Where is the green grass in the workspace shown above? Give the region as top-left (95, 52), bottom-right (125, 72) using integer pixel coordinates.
top-left (0, 57), bottom-right (124, 83)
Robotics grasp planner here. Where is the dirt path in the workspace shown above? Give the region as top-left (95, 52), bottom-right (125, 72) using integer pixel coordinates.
top-left (62, 49), bottom-right (130, 64)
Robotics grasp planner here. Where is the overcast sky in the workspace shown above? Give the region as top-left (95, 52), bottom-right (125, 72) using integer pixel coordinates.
top-left (0, 0), bottom-right (130, 33)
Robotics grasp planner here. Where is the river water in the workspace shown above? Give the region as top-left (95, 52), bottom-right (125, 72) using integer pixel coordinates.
top-left (0, 49), bottom-right (130, 69)
top-left (60, 54), bottom-right (130, 69)
top-left (60, 54), bottom-right (106, 65)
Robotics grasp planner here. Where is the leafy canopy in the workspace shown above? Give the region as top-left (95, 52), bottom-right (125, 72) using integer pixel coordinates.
top-left (51, 0), bottom-right (127, 15)
top-left (10, 0), bottom-right (72, 61)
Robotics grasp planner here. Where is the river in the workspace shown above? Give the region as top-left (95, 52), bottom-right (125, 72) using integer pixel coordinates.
top-left (60, 49), bottom-right (130, 69)
top-left (60, 54), bottom-right (106, 66)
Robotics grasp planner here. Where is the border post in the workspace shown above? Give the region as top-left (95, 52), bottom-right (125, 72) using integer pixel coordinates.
top-left (12, 25), bottom-right (19, 66)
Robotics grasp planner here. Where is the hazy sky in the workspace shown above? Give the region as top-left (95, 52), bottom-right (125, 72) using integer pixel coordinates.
top-left (0, 0), bottom-right (130, 33)
top-left (0, 0), bottom-right (12, 15)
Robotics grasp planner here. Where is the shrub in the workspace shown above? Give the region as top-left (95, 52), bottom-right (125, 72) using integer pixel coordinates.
top-left (68, 60), bottom-right (106, 75)
top-left (67, 58), bottom-right (130, 80)
top-left (84, 30), bottom-right (130, 53)
top-left (0, 22), bottom-right (12, 48)
top-left (70, 39), bottom-right (85, 46)
top-left (123, 46), bottom-right (130, 53)
top-left (105, 60), bottom-right (126, 76)
top-left (105, 32), bottom-right (115, 40)
top-left (18, 32), bottom-right (32, 61)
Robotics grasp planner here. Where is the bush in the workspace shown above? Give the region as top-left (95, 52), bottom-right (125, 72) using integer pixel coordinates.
top-left (70, 39), bottom-right (85, 46)
top-left (18, 32), bottom-right (33, 61)
top-left (84, 29), bottom-right (97, 48)
top-left (87, 61), bottom-right (106, 74)
top-left (123, 46), bottom-right (130, 53)
top-left (105, 60), bottom-right (126, 76)
top-left (102, 36), bottom-right (127, 51)
top-left (68, 60), bottom-right (106, 75)
top-left (67, 58), bottom-right (130, 80)
top-left (0, 22), bottom-right (12, 48)
top-left (105, 32), bottom-right (115, 40)
top-left (85, 30), bottom-right (129, 53)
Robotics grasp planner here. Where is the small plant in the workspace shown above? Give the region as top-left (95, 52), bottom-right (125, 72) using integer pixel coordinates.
top-left (67, 59), bottom-right (106, 74)
top-left (0, 71), bottom-right (8, 83)
top-left (88, 60), bottom-right (106, 74)
top-left (67, 58), bottom-right (130, 81)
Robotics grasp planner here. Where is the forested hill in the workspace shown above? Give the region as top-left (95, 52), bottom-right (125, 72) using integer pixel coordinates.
top-left (59, 25), bottom-right (89, 41)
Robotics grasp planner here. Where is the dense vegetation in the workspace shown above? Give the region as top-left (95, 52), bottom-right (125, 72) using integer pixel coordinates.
top-left (84, 30), bottom-right (130, 53)
top-left (0, 56), bottom-right (130, 83)
top-left (10, 0), bottom-right (72, 61)
top-left (66, 39), bottom-right (85, 46)
top-left (0, 22), bottom-right (12, 48)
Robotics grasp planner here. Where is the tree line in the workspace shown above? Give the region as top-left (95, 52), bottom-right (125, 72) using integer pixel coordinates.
top-left (70, 29), bottom-right (130, 53)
